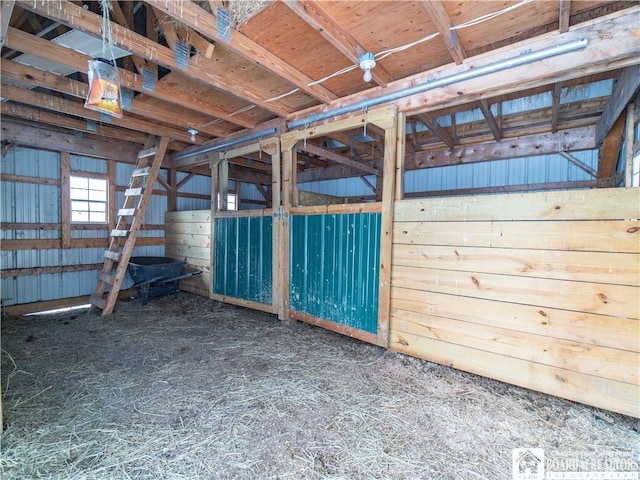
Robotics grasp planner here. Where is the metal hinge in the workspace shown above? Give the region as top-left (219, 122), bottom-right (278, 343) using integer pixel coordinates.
top-left (273, 206), bottom-right (289, 219)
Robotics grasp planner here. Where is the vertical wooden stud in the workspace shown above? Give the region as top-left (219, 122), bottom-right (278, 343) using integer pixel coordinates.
top-left (624, 103), bottom-right (635, 187)
top-left (209, 154), bottom-right (219, 300)
top-left (168, 168), bottom-right (177, 212)
top-left (107, 159), bottom-right (116, 230)
top-left (219, 158), bottom-right (229, 211)
top-left (395, 112), bottom-right (406, 201)
top-left (60, 152), bottom-right (71, 249)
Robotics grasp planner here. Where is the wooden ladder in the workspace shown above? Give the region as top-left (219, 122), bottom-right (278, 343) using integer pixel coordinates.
top-left (90, 136), bottom-right (169, 316)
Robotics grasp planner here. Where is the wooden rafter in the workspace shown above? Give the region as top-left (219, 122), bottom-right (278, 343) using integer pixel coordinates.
top-left (415, 113), bottom-right (455, 148)
top-left (0, 0), bottom-right (16, 47)
top-left (421, 0), bottom-right (466, 64)
top-left (146, 0), bottom-right (337, 104)
top-left (284, 0), bottom-right (393, 87)
top-left (4, 27), bottom-right (254, 129)
top-left (17, 0), bottom-right (290, 116)
top-left (477, 99), bottom-right (502, 142)
top-left (559, 0), bottom-right (571, 33)
top-left (108, 0), bottom-right (148, 74)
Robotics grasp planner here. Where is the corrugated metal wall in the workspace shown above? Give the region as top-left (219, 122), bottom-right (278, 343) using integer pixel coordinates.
top-left (213, 216), bottom-right (273, 304)
top-left (176, 171), bottom-right (211, 211)
top-left (290, 212), bottom-right (381, 334)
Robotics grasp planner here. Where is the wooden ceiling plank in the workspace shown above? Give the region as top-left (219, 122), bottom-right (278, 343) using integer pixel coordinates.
top-left (421, 0), bottom-right (466, 65)
top-left (477, 99), bottom-right (502, 142)
top-left (559, 0), bottom-right (571, 33)
top-left (0, 60), bottom-right (230, 138)
top-left (1, 103), bottom-right (149, 144)
top-left (298, 142), bottom-right (379, 175)
top-left (2, 120), bottom-right (140, 162)
top-left (5, 27), bottom-right (255, 129)
top-left (284, 0), bottom-right (393, 87)
top-left (1, 83), bottom-right (197, 143)
top-left (415, 113), bottom-right (455, 148)
top-left (146, 0), bottom-right (337, 104)
top-left (109, 0), bottom-right (148, 74)
top-left (559, 151), bottom-right (596, 177)
top-left (595, 64), bottom-right (640, 146)
top-left (0, 1), bottom-right (16, 47)
top-left (17, 0), bottom-right (290, 116)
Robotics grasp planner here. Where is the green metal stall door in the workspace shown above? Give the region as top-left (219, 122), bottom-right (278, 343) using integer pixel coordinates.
top-left (214, 216), bottom-right (273, 304)
top-left (290, 212), bottom-right (381, 334)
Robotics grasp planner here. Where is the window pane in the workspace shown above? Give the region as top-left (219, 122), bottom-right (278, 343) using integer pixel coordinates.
top-left (89, 201), bottom-right (105, 212)
top-left (90, 212), bottom-right (106, 223)
top-left (89, 178), bottom-right (107, 191)
top-left (70, 176), bottom-right (88, 189)
top-left (72, 200), bottom-right (89, 212)
top-left (89, 189), bottom-right (107, 201)
top-left (70, 188), bottom-right (89, 200)
top-left (72, 211), bottom-right (88, 222)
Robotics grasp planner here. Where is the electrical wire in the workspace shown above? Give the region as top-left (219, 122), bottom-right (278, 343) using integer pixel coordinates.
top-left (451, 0), bottom-right (534, 30)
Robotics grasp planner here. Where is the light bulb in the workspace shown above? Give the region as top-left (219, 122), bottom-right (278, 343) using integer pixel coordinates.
top-left (363, 68), bottom-right (372, 82)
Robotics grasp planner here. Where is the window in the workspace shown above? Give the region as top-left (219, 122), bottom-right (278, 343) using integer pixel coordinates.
top-left (70, 176), bottom-right (108, 223)
top-left (217, 192), bottom-right (237, 211)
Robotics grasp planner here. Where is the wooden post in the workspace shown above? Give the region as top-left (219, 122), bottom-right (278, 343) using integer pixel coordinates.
top-left (624, 103), bottom-right (635, 187)
top-left (107, 159), bottom-right (116, 231)
top-left (209, 154), bottom-right (219, 300)
top-left (60, 152), bottom-right (71, 249)
top-left (219, 158), bottom-right (229, 211)
top-left (395, 112), bottom-right (406, 201)
top-left (168, 168), bottom-right (177, 212)
top-left (280, 136), bottom-right (297, 324)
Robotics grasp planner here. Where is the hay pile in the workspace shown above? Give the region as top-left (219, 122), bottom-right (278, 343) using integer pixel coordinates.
top-left (194, 0), bottom-right (275, 28)
top-left (1, 292), bottom-right (638, 479)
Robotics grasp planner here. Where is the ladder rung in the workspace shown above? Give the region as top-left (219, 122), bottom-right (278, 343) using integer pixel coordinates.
top-left (90, 295), bottom-right (106, 310)
top-left (138, 147), bottom-right (158, 159)
top-left (104, 250), bottom-right (121, 261)
top-left (125, 187), bottom-right (143, 197)
top-left (118, 208), bottom-right (136, 216)
top-left (97, 272), bottom-right (115, 285)
top-left (132, 167), bottom-right (150, 177)
top-left (111, 229), bottom-right (129, 237)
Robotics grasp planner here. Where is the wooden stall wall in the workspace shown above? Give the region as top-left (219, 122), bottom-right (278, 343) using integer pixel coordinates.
top-left (165, 210), bottom-right (211, 298)
top-left (390, 188), bottom-right (640, 418)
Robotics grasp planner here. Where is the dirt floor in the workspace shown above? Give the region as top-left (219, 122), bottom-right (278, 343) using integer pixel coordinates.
top-left (1, 292), bottom-right (638, 479)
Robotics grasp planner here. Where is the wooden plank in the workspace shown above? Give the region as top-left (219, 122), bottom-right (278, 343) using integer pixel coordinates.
top-left (4, 27), bottom-right (254, 129)
top-left (165, 233), bottom-right (210, 248)
top-left (1, 121), bottom-right (139, 163)
top-left (393, 187), bottom-right (640, 222)
top-left (289, 310), bottom-right (383, 346)
top-left (211, 294), bottom-right (276, 315)
top-left (164, 222), bottom-right (211, 235)
top-left (285, 0), bottom-right (393, 86)
top-left (392, 244), bottom-right (640, 287)
top-left (393, 219), bottom-right (640, 253)
top-left (477, 100), bottom-right (501, 142)
top-left (388, 333), bottom-right (640, 418)
top-left (0, 174), bottom-right (60, 187)
top-left (165, 210), bottom-right (212, 223)
top-left (391, 309), bottom-right (638, 385)
top-left (559, 0), bottom-right (571, 33)
top-left (289, 202), bottom-right (381, 215)
top-left (166, 255), bottom-right (210, 271)
top-left (625, 104), bottom-right (635, 187)
top-left (1, 263), bottom-right (104, 278)
top-left (391, 265), bottom-right (639, 319)
top-left (147, 0), bottom-right (337, 104)
top-left (0, 0), bottom-right (15, 47)
top-left (163, 244), bottom-right (210, 261)
top-left (413, 126), bottom-right (595, 168)
top-left (595, 64), bottom-right (640, 146)
top-left (598, 113), bottom-right (626, 184)
top-left (395, 112), bottom-right (406, 201)
top-left (391, 287), bottom-right (639, 353)
top-left (298, 142), bottom-right (379, 175)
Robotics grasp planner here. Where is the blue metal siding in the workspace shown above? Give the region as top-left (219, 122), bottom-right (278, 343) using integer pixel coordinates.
top-left (290, 212), bottom-right (380, 334)
top-left (213, 216), bottom-right (272, 304)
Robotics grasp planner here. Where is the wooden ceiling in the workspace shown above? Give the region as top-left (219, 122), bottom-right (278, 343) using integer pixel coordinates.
top-left (1, 1), bottom-right (639, 184)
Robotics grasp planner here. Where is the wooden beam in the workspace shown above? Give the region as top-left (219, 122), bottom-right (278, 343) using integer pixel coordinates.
top-left (597, 113), bottom-right (625, 185)
top-left (559, 151), bottom-right (597, 177)
top-left (414, 126), bottom-right (596, 168)
top-left (595, 64), bottom-right (640, 146)
top-left (477, 99), bottom-right (502, 142)
top-left (1, 121), bottom-right (140, 162)
top-left (254, 182), bottom-right (272, 202)
top-left (108, 0), bottom-right (148, 74)
top-left (147, 0), bottom-right (337, 104)
top-left (551, 82), bottom-right (563, 133)
top-left (0, 0), bottom-right (15, 47)
top-left (415, 113), bottom-right (455, 148)
top-left (0, 84), bottom-right (195, 143)
top-left (176, 25), bottom-right (215, 59)
top-left (298, 142), bottom-right (379, 175)
top-left (421, 0), bottom-right (466, 64)
top-left (404, 180), bottom-right (597, 198)
top-left (624, 104), bottom-right (635, 187)
top-left (15, 1), bottom-right (287, 116)
top-left (559, 0), bottom-right (571, 33)
top-left (1, 263), bottom-right (104, 278)
top-left (0, 60), bottom-right (229, 138)
top-left (60, 152), bottom-right (71, 249)
top-left (5, 27), bottom-right (255, 129)
top-left (284, 0), bottom-right (393, 87)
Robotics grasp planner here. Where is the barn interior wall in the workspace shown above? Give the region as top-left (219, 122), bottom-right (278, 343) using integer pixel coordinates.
top-left (1, 147), bottom-right (210, 310)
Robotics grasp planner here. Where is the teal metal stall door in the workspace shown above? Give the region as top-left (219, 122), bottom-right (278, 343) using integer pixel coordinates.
top-left (214, 216), bottom-right (273, 304)
top-left (290, 213), bottom-right (381, 334)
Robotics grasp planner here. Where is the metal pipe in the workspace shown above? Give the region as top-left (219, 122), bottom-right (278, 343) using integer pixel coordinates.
top-left (288, 38), bottom-right (588, 129)
top-left (173, 128), bottom-right (278, 161)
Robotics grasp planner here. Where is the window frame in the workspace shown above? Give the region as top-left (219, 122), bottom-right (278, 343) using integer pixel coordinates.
top-left (69, 174), bottom-right (109, 224)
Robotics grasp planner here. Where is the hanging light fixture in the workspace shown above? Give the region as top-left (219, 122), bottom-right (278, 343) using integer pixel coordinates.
top-left (187, 128), bottom-right (198, 142)
top-left (359, 52), bottom-right (376, 82)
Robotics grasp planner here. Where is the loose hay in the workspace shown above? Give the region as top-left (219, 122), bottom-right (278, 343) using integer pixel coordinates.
top-left (194, 0), bottom-right (275, 29)
top-left (1, 292), bottom-right (638, 479)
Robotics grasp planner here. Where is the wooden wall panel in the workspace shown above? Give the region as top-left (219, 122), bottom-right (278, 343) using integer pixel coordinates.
top-left (165, 210), bottom-right (211, 297)
top-left (389, 187), bottom-right (640, 418)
